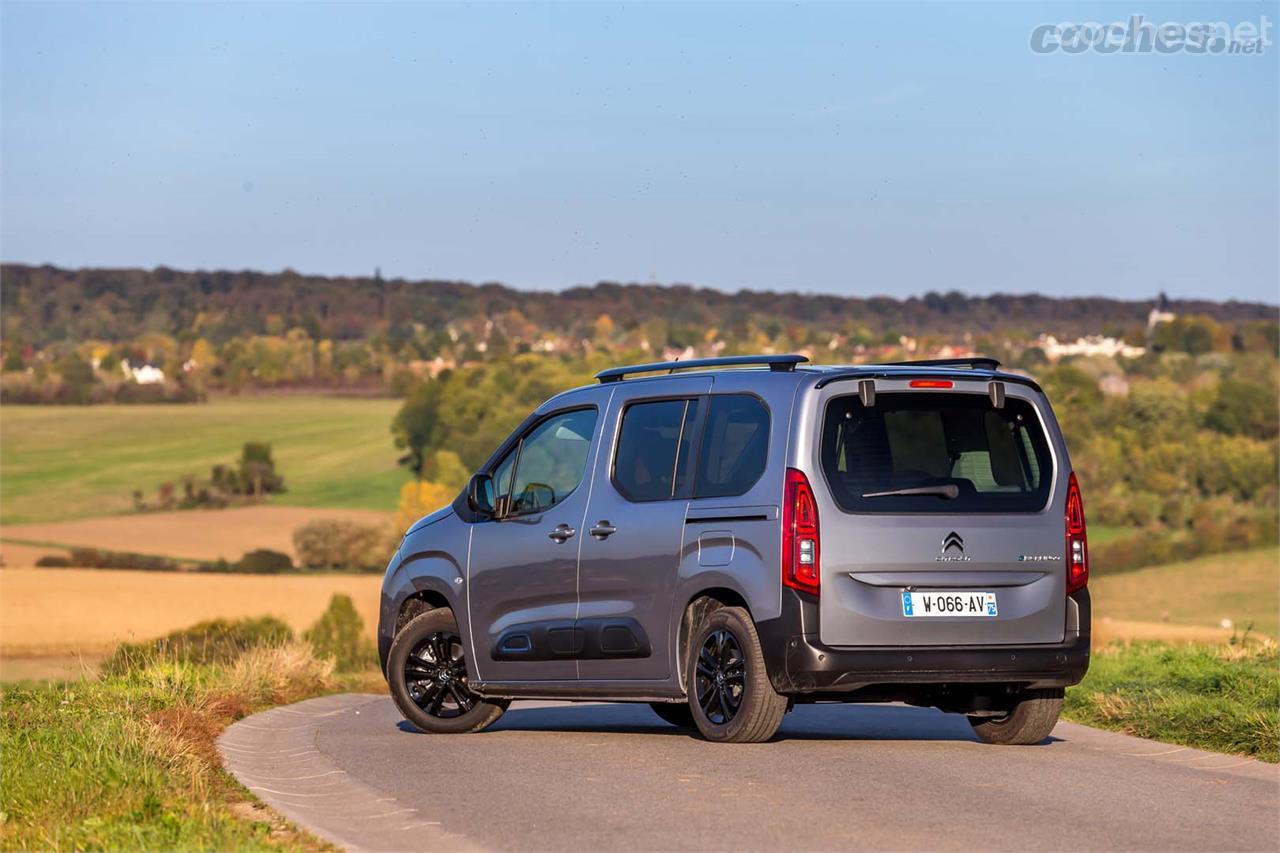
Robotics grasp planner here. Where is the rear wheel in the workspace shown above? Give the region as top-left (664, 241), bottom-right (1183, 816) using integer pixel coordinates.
top-left (968, 688), bottom-right (1063, 745)
top-left (648, 702), bottom-right (695, 728)
top-left (388, 608), bottom-right (508, 734)
top-left (686, 605), bottom-right (787, 743)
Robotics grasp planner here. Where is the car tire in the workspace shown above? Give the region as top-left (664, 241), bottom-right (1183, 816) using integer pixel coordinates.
top-left (968, 688), bottom-right (1064, 745)
top-left (648, 702), bottom-right (695, 728)
top-left (685, 605), bottom-right (787, 743)
top-left (387, 608), bottom-right (508, 734)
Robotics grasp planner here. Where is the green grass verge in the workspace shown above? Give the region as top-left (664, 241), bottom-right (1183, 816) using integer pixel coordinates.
top-left (2, 603), bottom-right (383, 851)
top-left (1090, 546), bottom-right (1280, 639)
top-left (1064, 641), bottom-right (1279, 762)
top-left (0, 395), bottom-right (407, 523)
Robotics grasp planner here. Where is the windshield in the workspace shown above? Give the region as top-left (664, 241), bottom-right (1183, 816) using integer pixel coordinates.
top-left (821, 392), bottom-right (1053, 513)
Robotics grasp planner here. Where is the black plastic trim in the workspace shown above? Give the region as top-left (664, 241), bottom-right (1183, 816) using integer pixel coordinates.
top-left (814, 368), bottom-right (1043, 393)
top-left (685, 514), bottom-right (770, 524)
top-left (757, 587), bottom-right (1091, 695)
top-left (491, 617), bottom-right (652, 661)
top-left (596, 354), bottom-right (808, 383)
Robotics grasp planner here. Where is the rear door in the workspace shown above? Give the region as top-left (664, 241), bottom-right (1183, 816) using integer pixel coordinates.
top-left (576, 376), bottom-right (712, 681)
top-left (812, 382), bottom-right (1068, 647)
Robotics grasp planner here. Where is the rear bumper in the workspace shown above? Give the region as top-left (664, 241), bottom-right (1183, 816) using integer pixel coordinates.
top-left (757, 588), bottom-right (1091, 695)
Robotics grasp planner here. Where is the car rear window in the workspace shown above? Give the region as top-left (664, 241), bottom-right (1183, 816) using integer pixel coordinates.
top-left (694, 395), bottom-right (770, 498)
top-left (821, 392), bottom-right (1053, 513)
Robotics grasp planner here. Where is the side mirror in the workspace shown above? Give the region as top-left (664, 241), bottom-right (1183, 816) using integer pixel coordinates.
top-left (467, 473), bottom-right (496, 517)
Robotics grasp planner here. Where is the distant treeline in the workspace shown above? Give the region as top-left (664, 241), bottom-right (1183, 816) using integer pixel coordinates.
top-left (3, 263), bottom-right (1274, 345)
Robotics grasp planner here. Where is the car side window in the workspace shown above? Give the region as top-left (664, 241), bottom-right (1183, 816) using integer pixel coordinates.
top-left (613, 398), bottom-right (699, 501)
top-left (505, 408), bottom-right (597, 515)
top-left (694, 395), bottom-right (770, 498)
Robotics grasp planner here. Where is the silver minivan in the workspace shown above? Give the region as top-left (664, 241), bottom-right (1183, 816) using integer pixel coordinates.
top-left (378, 355), bottom-right (1090, 743)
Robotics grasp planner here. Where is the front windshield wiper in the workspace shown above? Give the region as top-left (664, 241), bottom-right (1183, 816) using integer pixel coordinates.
top-left (861, 485), bottom-right (959, 500)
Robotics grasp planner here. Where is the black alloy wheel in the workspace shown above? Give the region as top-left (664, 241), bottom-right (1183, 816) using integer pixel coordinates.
top-left (404, 631), bottom-right (476, 718)
top-left (387, 607), bottom-right (509, 734)
top-left (694, 628), bottom-right (746, 725)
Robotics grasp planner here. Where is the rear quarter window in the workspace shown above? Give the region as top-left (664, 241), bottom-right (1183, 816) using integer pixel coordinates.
top-left (821, 392), bottom-right (1053, 513)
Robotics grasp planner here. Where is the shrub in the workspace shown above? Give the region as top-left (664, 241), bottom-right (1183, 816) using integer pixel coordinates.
top-left (292, 518), bottom-right (394, 571)
top-left (303, 594), bottom-right (377, 672)
top-left (34, 548), bottom-right (183, 571)
top-left (224, 641), bottom-right (337, 705)
top-left (234, 548), bottom-right (294, 573)
top-left (103, 616), bottom-right (294, 675)
top-left (395, 479), bottom-right (454, 534)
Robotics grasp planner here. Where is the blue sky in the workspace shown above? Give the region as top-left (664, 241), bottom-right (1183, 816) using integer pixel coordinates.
top-left (2, 1), bottom-right (1276, 301)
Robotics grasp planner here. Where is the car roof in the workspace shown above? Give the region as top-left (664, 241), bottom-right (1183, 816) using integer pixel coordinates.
top-left (543, 357), bottom-right (1042, 409)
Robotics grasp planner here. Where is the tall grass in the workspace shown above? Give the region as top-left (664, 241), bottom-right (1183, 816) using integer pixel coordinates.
top-left (1064, 640), bottom-right (1279, 762)
top-left (1, 642), bottom-right (340, 851)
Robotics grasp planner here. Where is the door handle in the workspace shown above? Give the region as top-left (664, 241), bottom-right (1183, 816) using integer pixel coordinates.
top-left (589, 521), bottom-right (618, 540)
top-left (547, 524), bottom-right (576, 543)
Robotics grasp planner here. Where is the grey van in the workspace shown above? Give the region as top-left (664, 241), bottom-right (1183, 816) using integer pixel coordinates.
top-left (378, 355), bottom-right (1090, 744)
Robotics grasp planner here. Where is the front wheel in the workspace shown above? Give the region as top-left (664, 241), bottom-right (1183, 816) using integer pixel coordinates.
top-left (685, 605), bottom-right (787, 743)
top-left (968, 688), bottom-right (1063, 745)
top-left (387, 608), bottom-right (508, 734)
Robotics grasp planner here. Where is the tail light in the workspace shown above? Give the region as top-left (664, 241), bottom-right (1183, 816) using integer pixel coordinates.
top-left (1065, 472), bottom-right (1088, 595)
top-left (783, 468), bottom-right (820, 596)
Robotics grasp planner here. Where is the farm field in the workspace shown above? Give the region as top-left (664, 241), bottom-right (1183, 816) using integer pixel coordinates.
top-left (0, 566), bottom-right (382, 660)
top-left (2, 505), bottom-right (392, 563)
top-left (1089, 546), bottom-right (1279, 641)
top-left (0, 394), bottom-right (406, 524)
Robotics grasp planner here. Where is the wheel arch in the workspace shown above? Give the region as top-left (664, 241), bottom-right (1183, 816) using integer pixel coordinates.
top-left (674, 586), bottom-right (754, 690)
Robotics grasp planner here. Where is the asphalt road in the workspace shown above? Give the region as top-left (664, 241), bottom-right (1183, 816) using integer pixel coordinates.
top-left (219, 694), bottom-right (1279, 852)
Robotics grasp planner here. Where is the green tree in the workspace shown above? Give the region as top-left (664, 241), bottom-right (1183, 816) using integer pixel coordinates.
top-left (1205, 378), bottom-right (1279, 440)
top-left (304, 594), bottom-right (375, 671)
top-left (392, 379), bottom-right (445, 473)
top-left (55, 353), bottom-right (96, 404)
top-left (421, 449), bottom-right (469, 490)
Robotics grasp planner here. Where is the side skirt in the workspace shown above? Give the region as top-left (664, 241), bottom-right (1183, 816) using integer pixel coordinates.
top-left (472, 678), bottom-right (685, 702)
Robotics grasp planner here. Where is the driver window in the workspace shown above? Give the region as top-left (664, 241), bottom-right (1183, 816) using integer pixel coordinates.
top-left (507, 408), bottom-right (597, 515)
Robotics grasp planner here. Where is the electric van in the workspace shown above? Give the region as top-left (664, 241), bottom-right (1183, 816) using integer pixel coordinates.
top-left (379, 355), bottom-right (1090, 744)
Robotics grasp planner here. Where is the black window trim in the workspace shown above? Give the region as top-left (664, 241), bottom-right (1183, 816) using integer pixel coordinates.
top-left (817, 390), bottom-right (1057, 516)
top-left (610, 394), bottom-right (704, 504)
top-left (490, 404), bottom-right (600, 520)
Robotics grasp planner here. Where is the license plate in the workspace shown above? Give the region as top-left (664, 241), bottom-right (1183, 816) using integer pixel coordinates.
top-left (901, 591), bottom-right (998, 618)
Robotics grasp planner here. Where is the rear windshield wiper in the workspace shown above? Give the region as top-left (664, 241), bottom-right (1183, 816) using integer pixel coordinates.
top-left (861, 485), bottom-right (959, 500)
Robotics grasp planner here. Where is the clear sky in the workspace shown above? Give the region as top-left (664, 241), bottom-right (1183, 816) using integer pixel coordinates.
top-left (2, 1), bottom-right (1276, 301)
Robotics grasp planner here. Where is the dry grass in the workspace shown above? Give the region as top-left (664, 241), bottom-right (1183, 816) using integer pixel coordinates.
top-left (2, 640), bottom-right (345, 851)
top-left (0, 567), bottom-right (381, 661)
top-left (1, 505), bottom-right (391, 563)
top-left (1090, 546), bottom-right (1279, 640)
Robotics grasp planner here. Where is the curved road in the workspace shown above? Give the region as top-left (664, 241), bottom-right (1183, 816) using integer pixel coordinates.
top-left (219, 694), bottom-right (1279, 852)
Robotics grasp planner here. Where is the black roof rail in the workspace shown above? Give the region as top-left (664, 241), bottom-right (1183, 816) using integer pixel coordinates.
top-left (595, 354), bottom-right (809, 383)
top-left (885, 357), bottom-right (1002, 371)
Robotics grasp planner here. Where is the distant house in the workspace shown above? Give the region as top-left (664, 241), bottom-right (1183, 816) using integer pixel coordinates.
top-left (1038, 334), bottom-right (1145, 361)
top-left (120, 359), bottom-right (166, 384)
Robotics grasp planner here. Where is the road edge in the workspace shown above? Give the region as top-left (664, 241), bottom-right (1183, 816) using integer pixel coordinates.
top-left (218, 693), bottom-right (482, 853)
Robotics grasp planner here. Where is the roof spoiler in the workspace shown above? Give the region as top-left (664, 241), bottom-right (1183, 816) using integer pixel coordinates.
top-left (596, 354), bottom-right (808, 383)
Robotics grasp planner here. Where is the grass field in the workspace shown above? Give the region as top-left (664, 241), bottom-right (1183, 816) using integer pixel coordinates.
top-left (2, 506), bottom-right (391, 563)
top-left (1090, 546), bottom-right (1279, 640)
top-left (1064, 641), bottom-right (1279, 762)
top-left (0, 395), bottom-right (406, 524)
top-left (1, 636), bottom-right (386, 851)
